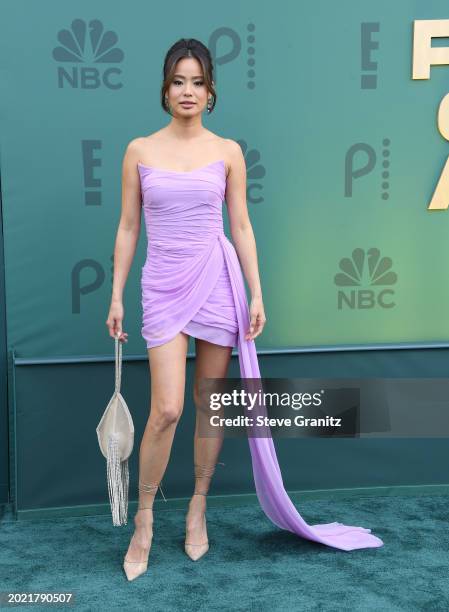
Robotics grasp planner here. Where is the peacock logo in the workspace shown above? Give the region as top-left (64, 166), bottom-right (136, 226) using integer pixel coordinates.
top-left (52, 19), bottom-right (124, 89)
top-left (237, 140), bottom-right (265, 204)
top-left (334, 248), bottom-right (397, 309)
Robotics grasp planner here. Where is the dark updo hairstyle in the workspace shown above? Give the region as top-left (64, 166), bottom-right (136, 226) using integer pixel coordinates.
top-left (161, 38), bottom-right (217, 115)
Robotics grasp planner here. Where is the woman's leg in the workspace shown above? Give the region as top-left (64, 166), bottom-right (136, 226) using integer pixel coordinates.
top-left (124, 331), bottom-right (189, 569)
top-left (185, 338), bottom-right (233, 552)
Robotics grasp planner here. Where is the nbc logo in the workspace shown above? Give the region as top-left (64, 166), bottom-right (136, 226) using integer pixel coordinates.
top-left (52, 19), bottom-right (124, 89)
top-left (334, 248), bottom-right (397, 309)
top-left (237, 140), bottom-right (265, 204)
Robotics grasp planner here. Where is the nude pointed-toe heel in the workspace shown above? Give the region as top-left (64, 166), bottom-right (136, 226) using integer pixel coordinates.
top-left (123, 507), bottom-right (154, 581)
top-left (185, 511), bottom-right (209, 561)
top-left (123, 556), bottom-right (149, 582)
top-left (184, 463), bottom-right (220, 561)
top-left (123, 479), bottom-right (167, 582)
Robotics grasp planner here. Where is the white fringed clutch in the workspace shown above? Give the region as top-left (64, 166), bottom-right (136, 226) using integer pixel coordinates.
top-left (96, 334), bottom-right (134, 526)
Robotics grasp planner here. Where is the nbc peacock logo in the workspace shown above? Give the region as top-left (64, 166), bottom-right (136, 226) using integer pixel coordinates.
top-left (52, 18), bottom-right (124, 89)
top-left (237, 140), bottom-right (266, 204)
top-left (334, 248), bottom-right (398, 309)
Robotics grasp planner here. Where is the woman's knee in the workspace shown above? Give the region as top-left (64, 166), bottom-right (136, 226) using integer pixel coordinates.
top-left (193, 382), bottom-right (208, 409)
top-left (150, 398), bottom-right (183, 430)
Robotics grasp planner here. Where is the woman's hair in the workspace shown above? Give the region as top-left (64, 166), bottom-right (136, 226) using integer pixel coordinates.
top-left (161, 38), bottom-right (217, 114)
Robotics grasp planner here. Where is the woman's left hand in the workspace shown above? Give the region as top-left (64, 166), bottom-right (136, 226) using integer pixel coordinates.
top-left (246, 295), bottom-right (267, 340)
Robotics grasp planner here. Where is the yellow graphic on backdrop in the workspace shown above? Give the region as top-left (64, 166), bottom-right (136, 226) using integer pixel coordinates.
top-left (413, 19), bottom-right (449, 210)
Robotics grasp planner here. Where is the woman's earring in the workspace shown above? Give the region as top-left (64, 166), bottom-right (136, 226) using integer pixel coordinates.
top-left (165, 95), bottom-right (172, 115)
top-left (207, 97), bottom-right (213, 113)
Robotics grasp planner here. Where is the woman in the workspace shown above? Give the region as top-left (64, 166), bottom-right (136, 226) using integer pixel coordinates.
top-left (106, 38), bottom-right (383, 582)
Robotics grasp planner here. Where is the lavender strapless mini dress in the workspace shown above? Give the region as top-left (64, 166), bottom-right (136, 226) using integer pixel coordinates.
top-left (138, 159), bottom-right (238, 349)
top-left (137, 158), bottom-right (384, 553)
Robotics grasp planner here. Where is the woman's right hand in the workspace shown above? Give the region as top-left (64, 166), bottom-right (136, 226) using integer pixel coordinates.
top-left (106, 299), bottom-right (128, 343)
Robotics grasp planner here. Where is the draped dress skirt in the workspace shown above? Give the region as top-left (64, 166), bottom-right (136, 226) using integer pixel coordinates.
top-left (137, 159), bottom-right (384, 552)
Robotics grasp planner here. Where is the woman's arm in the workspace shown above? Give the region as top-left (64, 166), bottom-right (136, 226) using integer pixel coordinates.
top-left (224, 139), bottom-right (266, 340)
top-left (105, 138), bottom-right (143, 342)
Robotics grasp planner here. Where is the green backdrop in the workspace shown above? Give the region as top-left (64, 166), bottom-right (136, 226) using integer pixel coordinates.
top-left (1, 0), bottom-right (449, 359)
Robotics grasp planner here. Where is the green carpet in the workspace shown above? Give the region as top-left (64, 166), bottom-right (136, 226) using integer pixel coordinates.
top-left (1, 495), bottom-right (448, 611)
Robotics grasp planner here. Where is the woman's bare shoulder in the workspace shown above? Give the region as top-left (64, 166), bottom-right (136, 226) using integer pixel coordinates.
top-left (123, 131), bottom-right (165, 160)
top-left (222, 137), bottom-right (242, 154)
top-left (221, 138), bottom-right (244, 176)
top-left (140, 129), bottom-right (167, 142)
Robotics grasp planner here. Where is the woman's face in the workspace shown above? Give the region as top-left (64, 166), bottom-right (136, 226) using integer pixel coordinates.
top-left (166, 57), bottom-right (211, 116)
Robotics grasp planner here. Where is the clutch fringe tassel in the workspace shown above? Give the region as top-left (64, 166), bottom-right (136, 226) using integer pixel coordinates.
top-left (107, 433), bottom-right (129, 526)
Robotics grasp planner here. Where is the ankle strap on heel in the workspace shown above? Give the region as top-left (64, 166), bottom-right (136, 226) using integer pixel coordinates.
top-left (138, 480), bottom-right (168, 504)
top-left (193, 461), bottom-right (225, 496)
